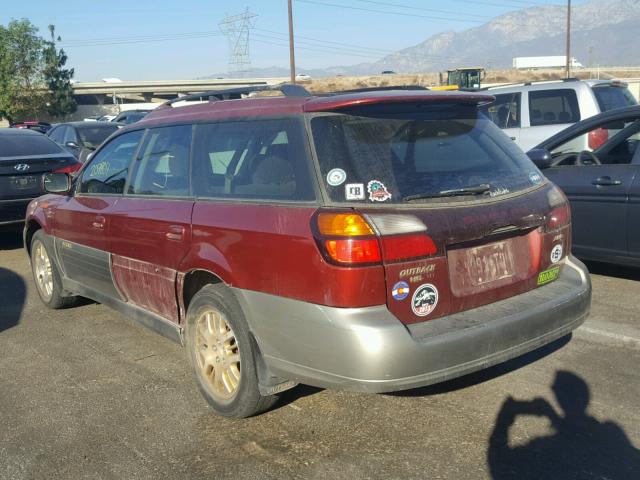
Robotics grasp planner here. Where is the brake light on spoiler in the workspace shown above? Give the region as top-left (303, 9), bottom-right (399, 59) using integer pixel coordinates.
top-left (314, 211), bottom-right (438, 266)
top-left (54, 162), bottom-right (83, 174)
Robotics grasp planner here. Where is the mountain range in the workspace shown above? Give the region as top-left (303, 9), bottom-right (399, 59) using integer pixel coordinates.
top-left (204, 0), bottom-right (640, 78)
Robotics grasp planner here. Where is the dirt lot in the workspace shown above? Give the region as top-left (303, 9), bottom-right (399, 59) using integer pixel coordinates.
top-left (0, 229), bottom-right (638, 480)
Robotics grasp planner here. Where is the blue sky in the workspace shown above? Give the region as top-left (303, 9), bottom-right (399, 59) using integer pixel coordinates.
top-left (2, 0), bottom-right (586, 81)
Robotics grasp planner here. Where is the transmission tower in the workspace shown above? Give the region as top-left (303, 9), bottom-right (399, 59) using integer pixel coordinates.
top-left (219, 9), bottom-right (257, 78)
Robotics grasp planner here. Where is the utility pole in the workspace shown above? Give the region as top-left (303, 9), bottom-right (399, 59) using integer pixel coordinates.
top-left (288, 0), bottom-right (296, 84)
top-left (565, 0), bottom-right (571, 78)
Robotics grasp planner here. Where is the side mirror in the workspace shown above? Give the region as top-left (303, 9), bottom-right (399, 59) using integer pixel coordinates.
top-left (65, 141), bottom-right (79, 148)
top-left (527, 148), bottom-right (553, 169)
top-left (43, 173), bottom-right (72, 194)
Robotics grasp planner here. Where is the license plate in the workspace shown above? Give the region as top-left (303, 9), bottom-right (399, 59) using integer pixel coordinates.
top-left (10, 175), bottom-right (37, 189)
top-left (464, 241), bottom-right (515, 286)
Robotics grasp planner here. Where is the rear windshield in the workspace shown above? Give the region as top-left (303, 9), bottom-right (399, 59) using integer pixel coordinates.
top-left (592, 85), bottom-right (637, 112)
top-left (310, 105), bottom-right (542, 204)
top-left (0, 134), bottom-right (64, 158)
top-left (77, 125), bottom-right (119, 148)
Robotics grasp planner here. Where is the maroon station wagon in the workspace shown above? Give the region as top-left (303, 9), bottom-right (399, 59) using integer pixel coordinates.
top-left (24, 85), bottom-right (591, 417)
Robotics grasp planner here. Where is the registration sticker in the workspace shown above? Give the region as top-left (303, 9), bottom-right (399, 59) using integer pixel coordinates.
top-left (537, 266), bottom-right (560, 286)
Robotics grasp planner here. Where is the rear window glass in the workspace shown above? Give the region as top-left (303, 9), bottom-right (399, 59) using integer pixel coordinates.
top-left (0, 134), bottom-right (64, 158)
top-left (529, 89), bottom-right (580, 126)
top-left (310, 105), bottom-right (542, 204)
top-left (592, 85), bottom-right (637, 112)
top-left (77, 125), bottom-right (119, 148)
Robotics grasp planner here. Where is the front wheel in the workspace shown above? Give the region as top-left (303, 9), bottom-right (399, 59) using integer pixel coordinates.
top-left (185, 284), bottom-right (278, 418)
top-left (30, 230), bottom-right (78, 309)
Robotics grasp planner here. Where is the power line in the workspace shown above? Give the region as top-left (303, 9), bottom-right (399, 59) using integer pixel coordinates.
top-left (61, 31), bottom-right (224, 48)
top-left (352, 0), bottom-right (494, 19)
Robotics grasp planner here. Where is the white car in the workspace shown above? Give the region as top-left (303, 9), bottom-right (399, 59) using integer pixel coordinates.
top-left (295, 73), bottom-right (311, 82)
top-left (481, 79), bottom-right (637, 151)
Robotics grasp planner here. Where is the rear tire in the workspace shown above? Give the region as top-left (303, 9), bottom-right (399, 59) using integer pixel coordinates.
top-left (30, 230), bottom-right (78, 309)
top-left (185, 284), bottom-right (278, 418)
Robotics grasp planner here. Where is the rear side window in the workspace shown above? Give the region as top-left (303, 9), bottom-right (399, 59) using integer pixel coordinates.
top-left (310, 104), bottom-right (540, 204)
top-left (480, 93), bottom-right (521, 128)
top-left (592, 85), bottom-right (637, 112)
top-left (128, 125), bottom-right (192, 197)
top-left (192, 118), bottom-right (315, 201)
top-left (0, 134), bottom-right (64, 158)
top-left (529, 89), bottom-right (580, 126)
top-left (79, 130), bottom-right (143, 195)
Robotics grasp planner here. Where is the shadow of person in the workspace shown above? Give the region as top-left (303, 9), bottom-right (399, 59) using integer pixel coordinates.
top-left (488, 371), bottom-right (640, 479)
top-left (0, 266), bottom-right (26, 333)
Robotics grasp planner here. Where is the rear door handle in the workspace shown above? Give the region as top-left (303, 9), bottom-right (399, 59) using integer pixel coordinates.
top-left (92, 215), bottom-right (106, 229)
top-left (166, 225), bottom-right (185, 241)
top-left (592, 176), bottom-right (622, 186)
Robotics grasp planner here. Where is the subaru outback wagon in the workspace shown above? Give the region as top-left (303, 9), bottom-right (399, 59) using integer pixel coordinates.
top-left (25, 85), bottom-right (591, 418)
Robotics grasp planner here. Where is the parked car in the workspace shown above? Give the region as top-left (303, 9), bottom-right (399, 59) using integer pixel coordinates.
top-left (25, 86), bottom-right (591, 418)
top-left (481, 79), bottom-right (637, 151)
top-left (527, 104), bottom-right (640, 267)
top-left (381, 70), bottom-right (396, 75)
top-left (111, 109), bottom-right (152, 125)
top-left (295, 73), bottom-right (311, 81)
top-left (47, 121), bottom-right (120, 163)
top-left (10, 121), bottom-right (52, 134)
top-left (0, 129), bottom-right (79, 226)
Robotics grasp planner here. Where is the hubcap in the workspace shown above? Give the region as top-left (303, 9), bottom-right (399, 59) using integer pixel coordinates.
top-left (194, 309), bottom-right (241, 401)
top-left (33, 241), bottom-right (53, 301)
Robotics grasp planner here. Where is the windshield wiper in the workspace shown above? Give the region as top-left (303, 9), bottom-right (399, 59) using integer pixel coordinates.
top-left (403, 183), bottom-right (491, 201)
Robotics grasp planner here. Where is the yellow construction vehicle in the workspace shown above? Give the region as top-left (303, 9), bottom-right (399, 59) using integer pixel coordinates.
top-left (432, 67), bottom-right (486, 91)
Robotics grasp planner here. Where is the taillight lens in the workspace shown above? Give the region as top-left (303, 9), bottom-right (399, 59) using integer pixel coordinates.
top-left (314, 211), bottom-right (438, 266)
top-left (325, 239), bottom-right (381, 264)
top-left (547, 204), bottom-right (571, 231)
top-left (54, 162), bottom-right (83, 174)
top-left (588, 128), bottom-right (608, 150)
top-left (381, 234), bottom-right (437, 262)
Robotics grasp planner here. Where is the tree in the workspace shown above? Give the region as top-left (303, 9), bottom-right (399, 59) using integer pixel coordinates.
top-left (0, 19), bottom-right (46, 123)
top-left (43, 24), bottom-right (76, 119)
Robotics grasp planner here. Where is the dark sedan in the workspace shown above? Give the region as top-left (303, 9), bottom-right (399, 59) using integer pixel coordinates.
top-left (0, 129), bottom-right (80, 226)
top-left (527, 105), bottom-right (640, 267)
top-left (47, 121), bottom-right (120, 162)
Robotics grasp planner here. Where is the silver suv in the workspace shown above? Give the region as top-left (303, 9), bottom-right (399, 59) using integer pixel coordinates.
top-left (481, 79), bottom-right (637, 151)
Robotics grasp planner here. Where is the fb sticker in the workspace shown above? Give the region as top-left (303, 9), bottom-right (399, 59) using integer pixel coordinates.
top-left (345, 183), bottom-right (365, 200)
top-left (326, 168), bottom-right (347, 186)
top-left (391, 281), bottom-right (410, 301)
top-left (529, 171), bottom-right (543, 185)
top-left (411, 284), bottom-right (438, 317)
top-left (550, 244), bottom-right (563, 264)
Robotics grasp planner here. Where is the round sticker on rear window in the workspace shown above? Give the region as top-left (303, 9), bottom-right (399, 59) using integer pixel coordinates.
top-left (411, 284), bottom-right (438, 317)
top-left (326, 168), bottom-right (347, 186)
top-left (529, 171), bottom-right (543, 185)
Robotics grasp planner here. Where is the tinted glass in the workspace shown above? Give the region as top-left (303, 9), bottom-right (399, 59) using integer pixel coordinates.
top-left (529, 89), bottom-right (580, 126)
top-left (592, 86), bottom-right (637, 112)
top-left (128, 125), bottom-right (192, 197)
top-left (77, 125), bottom-right (119, 148)
top-left (0, 134), bottom-right (65, 158)
top-left (48, 126), bottom-right (64, 144)
top-left (63, 127), bottom-right (77, 144)
top-left (79, 130), bottom-right (143, 194)
top-left (480, 93), bottom-right (521, 128)
top-left (192, 118), bottom-right (315, 201)
top-left (311, 105), bottom-right (541, 204)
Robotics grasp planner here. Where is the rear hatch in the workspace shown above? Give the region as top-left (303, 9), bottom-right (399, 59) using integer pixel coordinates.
top-left (308, 97), bottom-right (570, 324)
top-left (0, 134), bottom-right (77, 200)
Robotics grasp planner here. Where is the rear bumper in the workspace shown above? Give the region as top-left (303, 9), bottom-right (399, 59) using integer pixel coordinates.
top-left (0, 198), bottom-right (33, 225)
top-left (234, 255), bottom-right (591, 393)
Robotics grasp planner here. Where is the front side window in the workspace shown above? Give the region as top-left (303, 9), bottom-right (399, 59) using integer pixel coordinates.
top-left (480, 93), bottom-right (521, 128)
top-left (127, 125), bottom-right (192, 197)
top-left (529, 89), bottom-right (580, 126)
top-left (78, 130), bottom-right (143, 195)
top-left (77, 125), bottom-right (119, 149)
top-left (311, 104), bottom-right (541, 204)
top-left (192, 118), bottom-right (315, 201)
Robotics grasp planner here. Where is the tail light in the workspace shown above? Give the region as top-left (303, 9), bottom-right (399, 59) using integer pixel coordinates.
top-left (588, 128), bottom-right (608, 150)
top-left (314, 211), bottom-right (437, 266)
top-left (54, 162), bottom-right (83, 174)
top-left (547, 204), bottom-right (571, 231)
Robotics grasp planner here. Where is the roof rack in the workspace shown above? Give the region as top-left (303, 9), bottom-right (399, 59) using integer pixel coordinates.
top-left (160, 83), bottom-right (311, 108)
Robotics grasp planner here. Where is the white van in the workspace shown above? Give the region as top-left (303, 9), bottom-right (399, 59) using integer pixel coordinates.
top-left (481, 79), bottom-right (637, 151)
